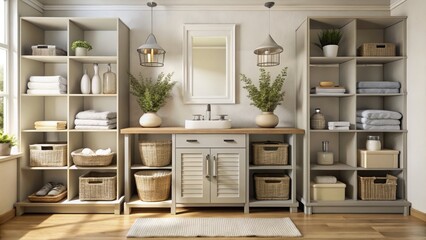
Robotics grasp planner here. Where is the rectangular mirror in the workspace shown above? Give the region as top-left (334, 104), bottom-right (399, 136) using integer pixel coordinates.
top-left (183, 24), bottom-right (235, 104)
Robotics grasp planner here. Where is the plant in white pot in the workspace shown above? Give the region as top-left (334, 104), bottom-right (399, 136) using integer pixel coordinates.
top-left (240, 68), bottom-right (287, 128)
top-left (71, 40), bottom-right (92, 56)
top-left (129, 72), bottom-right (176, 128)
top-left (315, 29), bottom-right (343, 57)
top-left (0, 131), bottom-right (17, 156)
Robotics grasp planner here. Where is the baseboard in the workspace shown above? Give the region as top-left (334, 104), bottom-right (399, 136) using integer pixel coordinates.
top-left (0, 209), bottom-right (16, 225)
top-left (411, 208), bottom-right (426, 222)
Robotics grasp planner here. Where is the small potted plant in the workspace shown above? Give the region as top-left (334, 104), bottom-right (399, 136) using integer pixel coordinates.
top-left (0, 131), bottom-right (17, 156)
top-left (71, 40), bottom-right (93, 56)
top-left (314, 29), bottom-right (343, 57)
top-left (240, 68), bottom-right (287, 128)
top-left (129, 72), bottom-right (176, 127)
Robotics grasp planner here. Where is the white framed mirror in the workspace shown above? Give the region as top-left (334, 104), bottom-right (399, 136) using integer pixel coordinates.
top-left (183, 24), bottom-right (235, 104)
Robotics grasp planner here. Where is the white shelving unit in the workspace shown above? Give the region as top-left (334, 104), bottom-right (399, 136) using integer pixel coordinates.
top-left (296, 17), bottom-right (410, 215)
top-left (16, 17), bottom-right (129, 215)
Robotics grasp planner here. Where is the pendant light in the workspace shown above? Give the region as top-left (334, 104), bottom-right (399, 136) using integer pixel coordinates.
top-left (137, 2), bottom-right (165, 67)
top-left (254, 2), bottom-right (283, 67)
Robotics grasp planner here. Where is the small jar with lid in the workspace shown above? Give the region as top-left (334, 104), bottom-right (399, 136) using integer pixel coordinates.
top-left (366, 136), bottom-right (381, 151)
top-left (310, 108), bottom-right (326, 129)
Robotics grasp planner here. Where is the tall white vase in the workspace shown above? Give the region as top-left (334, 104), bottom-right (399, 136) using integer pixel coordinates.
top-left (80, 69), bottom-right (91, 94)
top-left (91, 63), bottom-right (101, 94)
top-left (139, 112), bottom-right (162, 128)
top-left (323, 45), bottom-right (339, 57)
top-left (255, 112), bottom-right (279, 128)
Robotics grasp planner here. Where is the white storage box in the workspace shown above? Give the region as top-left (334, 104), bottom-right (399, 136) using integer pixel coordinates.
top-left (311, 181), bottom-right (346, 201)
top-left (358, 149), bottom-right (399, 168)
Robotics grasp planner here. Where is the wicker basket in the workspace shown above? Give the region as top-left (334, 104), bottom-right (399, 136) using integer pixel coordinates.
top-left (139, 140), bottom-right (171, 167)
top-left (253, 142), bottom-right (288, 165)
top-left (79, 172), bottom-right (116, 201)
top-left (30, 144), bottom-right (67, 167)
top-left (134, 170), bottom-right (171, 202)
top-left (358, 174), bottom-right (397, 200)
top-left (254, 174), bottom-right (290, 200)
top-left (358, 43), bottom-right (396, 56)
top-left (71, 149), bottom-right (114, 167)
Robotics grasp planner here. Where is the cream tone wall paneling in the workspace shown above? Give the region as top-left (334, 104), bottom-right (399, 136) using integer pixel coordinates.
top-left (16, 17), bottom-right (129, 215)
top-left (296, 16), bottom-right (410, 215)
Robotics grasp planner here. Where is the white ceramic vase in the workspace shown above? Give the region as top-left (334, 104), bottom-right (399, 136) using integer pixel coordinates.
top-left (75, 47), bottom-right (88, 56)
top-left (323, 45), bottom-right (339, 57)
top-left (255, 112), bottom-right (279, 128)
top-left (139, 112), bottom-right (162, 128)
top-left (80, 69), bottom-right (91, 94)
top-left (91, 63), bottom-right (102, 94)
top-left (0, 143), bottom-right (11, 156)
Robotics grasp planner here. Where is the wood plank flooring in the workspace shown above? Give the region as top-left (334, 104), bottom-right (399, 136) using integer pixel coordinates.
top-left (1, 208), bottom-right (425, 239)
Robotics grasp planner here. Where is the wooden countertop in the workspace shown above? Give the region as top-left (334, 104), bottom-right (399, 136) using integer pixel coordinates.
top-left (121, 127), bottom-right (304, 135)
top-left (0, 153), bottom-right (23, 164)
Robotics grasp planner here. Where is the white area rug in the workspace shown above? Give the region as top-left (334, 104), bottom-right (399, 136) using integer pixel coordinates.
top-left (127, 217), bottom-right (302, 238)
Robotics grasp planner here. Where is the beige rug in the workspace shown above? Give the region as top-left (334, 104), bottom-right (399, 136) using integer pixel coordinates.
top-left (127, 217), bottom-right (302, 238)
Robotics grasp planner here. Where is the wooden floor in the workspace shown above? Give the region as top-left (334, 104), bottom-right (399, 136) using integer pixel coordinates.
top-left (1, 208), bottom-right (425, 240)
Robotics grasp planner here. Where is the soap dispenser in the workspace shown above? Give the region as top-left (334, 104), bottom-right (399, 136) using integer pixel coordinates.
top-left (317, 141), bottom-right (334, 165)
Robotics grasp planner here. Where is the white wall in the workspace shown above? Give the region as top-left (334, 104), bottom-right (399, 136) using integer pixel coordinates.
top-left (392, 0), bottom-right (426, 213)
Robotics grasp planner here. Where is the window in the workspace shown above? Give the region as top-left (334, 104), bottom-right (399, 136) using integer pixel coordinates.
top-left (0, 0), bottom-right (8, 131)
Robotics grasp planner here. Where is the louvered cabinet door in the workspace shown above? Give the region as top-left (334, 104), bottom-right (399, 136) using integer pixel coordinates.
top-left (210, 149), bottom-right (246, 203)
top-left (176, 149), bottom-right (211, 203)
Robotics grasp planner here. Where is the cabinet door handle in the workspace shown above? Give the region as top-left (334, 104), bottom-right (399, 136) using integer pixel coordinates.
top-left (223, 139), bottom-right (235, 143)
top-left (205, 154), bottom-right (210, 178)
top-left (186, 139), bottom-right (198, 143)
top-left (213, 155), bottom-right (217, 177)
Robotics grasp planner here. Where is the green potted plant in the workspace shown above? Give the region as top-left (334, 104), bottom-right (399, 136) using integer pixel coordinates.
top-left (71, 40), bottom-right (93, 56)
top-left (0, 131), bottom-right (17, 156)
top-left (314, 29), bottom-right (343, 57)
top-left (129, 72), bottom-right (176, 127)
top-left (240, 68), bottom-right (287, 128)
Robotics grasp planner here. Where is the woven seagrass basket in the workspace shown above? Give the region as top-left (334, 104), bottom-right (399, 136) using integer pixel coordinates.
top-left (139, 140), bottom-right (171, 167)
top-left (358, 174), bottom-right (397, 200)
top-left (134, 170), bottom-right (171, 202)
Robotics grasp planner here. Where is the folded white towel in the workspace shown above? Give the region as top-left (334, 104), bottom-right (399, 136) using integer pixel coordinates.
top-left (29, 76), bottom-right (67, 84)
top-left (315, 176), bottom-right (337, 184)
top-left (328, 121), bottom-right (350, 127)
top-left (328, 126), bottom-right (350, 130)
top-left (357, 81), bottom-right (400, 89)
top-left (357, 123), bottom-right (400, 130)
top-left (356, 117), bottom-right (400, 126)
top-left (28, 82), bottom-right (67, 91)
top-left (356, 109), bottom-right (402, 120)
top-left (357, 88), bottom-right (399, 94)
top-left (74, 118), bottom-right (117, 126)
top-left (75, 110), bottom-right (117, 120)
top-left (74, 124), bottom-right (117, 130)
top-left (27, 89), bottom-right (66, 95)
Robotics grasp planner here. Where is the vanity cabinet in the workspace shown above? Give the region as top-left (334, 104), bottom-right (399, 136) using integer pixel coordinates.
top-left (175, 134), bottom-right (246, 204)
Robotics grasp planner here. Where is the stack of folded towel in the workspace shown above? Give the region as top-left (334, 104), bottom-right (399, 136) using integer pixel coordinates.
top-left (74, 110), bottom-right (117, 129)
top-left (328, 121), bottom-right (350, 130)
top-left (356, 109), bottom-right (402, 130)
top-left (357, 81), bottom-right (400, 94)
top-left (27, 76), bottom-right (67, 94)
top-left (314, 176), bottom-right (337, 184)
top-left (34, 121), bottom-right (67, 130)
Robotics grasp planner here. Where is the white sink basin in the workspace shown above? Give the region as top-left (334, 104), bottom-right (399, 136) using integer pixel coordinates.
top-left (185, 120), bottom-right (232, 129)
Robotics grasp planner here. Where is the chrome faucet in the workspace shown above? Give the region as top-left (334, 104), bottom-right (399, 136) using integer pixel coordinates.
top-left (206, 104), bottom-right (211, 120)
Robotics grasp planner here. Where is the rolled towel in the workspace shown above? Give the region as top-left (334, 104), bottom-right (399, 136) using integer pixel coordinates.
top-left (74, 124), bottom-right (117, 130)
top-left (357, 88), bottom-right (399, 94)
top-left (75, 110), bottom-right (117, 120)
top-left (356, 117), bottom-right (400, 126)
top-left (357, 81), bottom-right (400, 89)
top-left (27, 89), bottom-right (66, 95)
top-left (29, 76), bottom-right (67, 84)
top-left (74, 118), bottom-right (117, 126)
top-left (315, 176), bottom-right (337, 184)
top-left (28, 82), bottom-right (67, 91)
top-left (357, 123), bottom-right (400, 130)
top-left (356, 109), bottom-right (402, 120)
top-left (95, 148), bottom-right (112, 155)
top-left (81, 148), bottom-right (95, 155)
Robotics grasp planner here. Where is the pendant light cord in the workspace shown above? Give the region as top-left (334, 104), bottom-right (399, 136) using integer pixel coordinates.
top-left (264, 2), bottom-right (275, 36)
top-left (147, 2), bottom-right (157, 34)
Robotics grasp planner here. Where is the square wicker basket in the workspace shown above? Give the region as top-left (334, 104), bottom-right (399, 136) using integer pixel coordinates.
top-left (79, 172), bottom-right (116, 201)
top-left (254, 174), bottom-right (290, 200)
top-left (358, 174), bottom-right (397, 200)
top-left (30, 144), bottom-right (67, 167)
top-left (253, 142), bottom-right (288, 165)
top-left (358, 43), bottom-right (396, 56)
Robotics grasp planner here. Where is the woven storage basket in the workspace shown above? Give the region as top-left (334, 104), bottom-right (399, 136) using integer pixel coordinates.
top-left (30, 144), bottom-right (67, 167)
top-left (71, 149), bottom-right (114, 167)
top-left (358, 43), bottom-right (396, 56)
top-left (253, 142), bottom-right (288, 165)
top-left (254, 174), bottom-right (290, 200)
top-left (79, 172), bottom-right (116, 201)
top-left (134, 170), bottom-right (171, 202)
top-left (358, 174), bottom-right (397, 200)
top-left (139, 140), bottom-right (171, 167)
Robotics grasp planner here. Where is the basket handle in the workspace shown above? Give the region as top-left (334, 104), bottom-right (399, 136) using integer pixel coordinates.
top-left (41, 146), bottom-right (54, 150)
top-left (375, 44), bottom-right (386, 48)
top-left (265, 180), bottom-right (281, 183)
top-left (88, 180), bottom-right (103, 184)
top-left (263, 146), bottom-right (278, 151)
